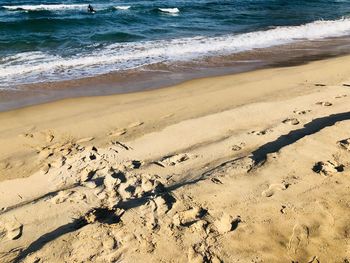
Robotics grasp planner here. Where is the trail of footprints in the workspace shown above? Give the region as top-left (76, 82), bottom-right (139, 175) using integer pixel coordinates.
top-left (282, 118), bottom-right (300, 125)
top-left (6, 102), bottom-right (350, 261)
top-left (9, 137), bottom-right (243, 262)
top-left (155, 153), bottom-right (194, 167)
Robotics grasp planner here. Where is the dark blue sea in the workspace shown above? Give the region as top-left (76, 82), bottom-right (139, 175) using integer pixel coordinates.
top-left (1, 0), bottom-right (350, 87)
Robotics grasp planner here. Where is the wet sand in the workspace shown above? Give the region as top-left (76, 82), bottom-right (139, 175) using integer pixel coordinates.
top-left (2, 36), bottom-right (350, 112)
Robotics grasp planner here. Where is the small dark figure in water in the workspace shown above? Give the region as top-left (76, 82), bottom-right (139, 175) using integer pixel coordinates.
top-left (88, 4), bottom-right (95, 13)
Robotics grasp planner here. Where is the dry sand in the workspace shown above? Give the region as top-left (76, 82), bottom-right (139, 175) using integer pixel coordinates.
top-left (1, 55), bottom-right (350, 262)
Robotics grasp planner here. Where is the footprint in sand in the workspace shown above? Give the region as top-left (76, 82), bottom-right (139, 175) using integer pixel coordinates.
top-left (107, 122), bottom-right (143, 137)
top-left (312, 161), bottom-right (344, 176)
top-left (293, 109), bottom-right (311, 115)
top-left (231, 142), bottom-right (246, 152)
top-left (36, 141), bottom-right (77, 164)
top-left (110, 141), bottom-right (132, 151)
top-left (211, 178), bottom-right (223, 184)
top-left (140, 195), bottom-right (172, 230)
top-left (0, 220), bottom-right (23, 240)
top-left (231, 145), bottom-right (242, 151)
top-left (315, 101), bottom-right (332, 107)
top-left (262, 182), bottom-right (289, 197)
top-left (337, 138), bottom-right (350, 151)
top-left (19, 126), bottom-right (36, 139)
top-left (288, 223), bottom-right (310, 255)
top-left (173, 206), bottom-right (206, 226)
top-left (20, 132), bottom-right (34, 139)
top-left (188, 241), bottom-right (222, 263)
top-left (282, 118), bottom-right (300, 125)
top-left (335, 94), bottom-right (348, 99)
top-left (214, 213), bottom-right (241, 234)
top-left (156, 153), bottom-right (192, 167)
top-left (50, 190), bottom-right (74, 204)
top-left (249, 128), bottom-right (273, 136)
top-left (99, 169), bottom-right (170, 210)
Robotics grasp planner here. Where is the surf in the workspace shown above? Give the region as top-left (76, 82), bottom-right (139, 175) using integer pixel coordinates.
top-left (2, 17), bottom-right (350, 86)
top-left (114, 6), bottom-right (131, 10)
top-left (158, 8), bottom-right (180, 14)
top-left (2, 4), bottom-right (88, 11)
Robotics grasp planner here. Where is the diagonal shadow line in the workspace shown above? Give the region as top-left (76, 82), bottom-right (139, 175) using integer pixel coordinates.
top-left (251, 111), bottom-right (350, 164)
top-left (13, 219), bottom-right (88, 263)
top-left (0, 183), bottom-right (80, 216)
top-left (14, 112), bottom-right (350, 261)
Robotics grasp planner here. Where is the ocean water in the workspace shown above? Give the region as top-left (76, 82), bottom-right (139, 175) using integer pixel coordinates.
top-left (1, 0), bottom-right (350, 87)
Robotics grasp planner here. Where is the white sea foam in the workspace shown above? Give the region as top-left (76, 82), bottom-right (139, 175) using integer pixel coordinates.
top-left (114, 6), bottom-right (131, 10)
top-left (2, 4), bottom-right (89, 11)
top-left (2, 18), bottom-right (350, 86)
top-left (158, 8), bottom-right (180, 14)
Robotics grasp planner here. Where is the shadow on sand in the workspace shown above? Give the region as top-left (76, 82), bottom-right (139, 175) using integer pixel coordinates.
top-left (251, 111), bottom-right (350, 163)
top-left (14, 111), bottom-right (350, 262)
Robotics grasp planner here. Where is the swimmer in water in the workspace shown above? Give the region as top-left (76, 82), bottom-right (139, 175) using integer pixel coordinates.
top-left (87, 4), bottom-right (95, 13)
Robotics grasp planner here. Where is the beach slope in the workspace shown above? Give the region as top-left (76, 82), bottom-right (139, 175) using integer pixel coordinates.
top-left (1, 56), bottom-right (350, 262)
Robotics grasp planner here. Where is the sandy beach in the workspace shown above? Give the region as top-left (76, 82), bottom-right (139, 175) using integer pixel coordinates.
top-left (1, 55), bottom-right (350, 262)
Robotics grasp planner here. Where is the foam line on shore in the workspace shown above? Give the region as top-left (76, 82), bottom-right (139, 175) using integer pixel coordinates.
top-left (1, 18), bottom-right (350, 86)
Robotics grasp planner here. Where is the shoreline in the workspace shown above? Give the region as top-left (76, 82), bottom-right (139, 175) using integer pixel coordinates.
top-left (2, 35), bottom-right (350, 112)
top-left (1, 54), bottom-right (350, 262)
